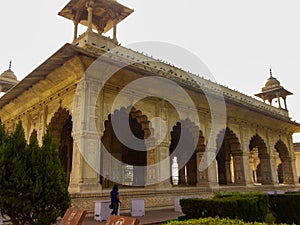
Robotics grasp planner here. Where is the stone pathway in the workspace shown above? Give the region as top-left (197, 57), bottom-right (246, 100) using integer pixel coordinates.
top-left (82, 208), bottom-right (184, 225)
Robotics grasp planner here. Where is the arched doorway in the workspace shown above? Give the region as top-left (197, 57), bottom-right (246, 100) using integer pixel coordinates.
top-left (275, 140), bottom-right (294, 184)
top-left (100, 107), bottom-right (150, 188)
top-left (216, 127), bottom-right (243, 185)
top-left (49, 107), bottom-right (73, 185)
top-left (169, 120), bottom-right (201, 186)
top-left (249, 134), bottom-right (272, 185)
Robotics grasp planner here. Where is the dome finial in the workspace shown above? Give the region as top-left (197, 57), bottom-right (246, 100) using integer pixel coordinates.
top-left (9, 60), bottom-right (12, 70)
top-left (269, 68), bottom-right (273, 77)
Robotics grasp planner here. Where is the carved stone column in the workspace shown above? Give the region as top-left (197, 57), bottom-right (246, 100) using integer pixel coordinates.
top-left (146, 101), bottom-right (171, 189)
top-left (86, 1), bottom-right (94, 33)
top-left (69, 77), bottom-right (102, 193)
top-left (266, 133), bottom-right (279, 186)
top-left (239, 125), bottom-right (253, 186)
top-left (196, 152), bottom-right (209, 186)
top-left (146, 141), bottom-right (172, 189)
top-left (287, 134), bottom-right (297, 185)
top-left (197, 147), bottom-right (218, 187)
top-left (73, 21), bottom-right (79, 40)
top-left (259, 154), bottom-right (276, 185)
top-left (225, 159), bottom-right (232, 184)
top-left (281, 157), bottom-right (294, 184)
top-left (197, 118), bottom-right (219, 187)
top-left (269, 153), bottom-right (279, 185)
top-left (112, 19), bottom-right (118, 44)
top-left (233, 154), bottom-right (242, 185)
top-left (232, 152), bottom-right (249, 185)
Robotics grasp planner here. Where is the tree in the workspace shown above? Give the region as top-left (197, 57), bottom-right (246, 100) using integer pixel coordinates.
top-left (34, 128), bottom-right (70, 225)
top-left (0, 121), bottom-right (70, 225)
top-left (0, 121), bottom-right (27, 225)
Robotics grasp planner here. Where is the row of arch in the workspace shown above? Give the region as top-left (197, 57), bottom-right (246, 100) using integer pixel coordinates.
top-left (47, 107), bottom-right (294, 187)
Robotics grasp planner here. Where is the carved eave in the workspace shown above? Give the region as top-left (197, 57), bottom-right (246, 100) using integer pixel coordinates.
top-left (58, 0), bottom-right (133, 33)
top-left (255, 87), bottom-right (293, 101)
top-left (0, 44), bottom-right (89, 110)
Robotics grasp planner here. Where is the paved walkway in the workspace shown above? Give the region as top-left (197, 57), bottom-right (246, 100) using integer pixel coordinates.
top-left (82, 209), bottom-right (184, 225)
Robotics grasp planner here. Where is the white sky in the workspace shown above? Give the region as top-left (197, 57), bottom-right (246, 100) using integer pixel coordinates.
top-left (1, 0), bottom-right (300, 141)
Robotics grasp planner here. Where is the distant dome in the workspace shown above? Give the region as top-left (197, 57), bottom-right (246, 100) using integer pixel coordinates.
top-left (0, 61), bottom-right (19, 93)
top-left (0, 68), bottom-right (17, 81)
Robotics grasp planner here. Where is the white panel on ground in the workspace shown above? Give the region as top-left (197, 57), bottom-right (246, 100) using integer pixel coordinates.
top-left (94, 200), bottom-right (111, 221)
top-left (131, 199), bottom-right (145, 217)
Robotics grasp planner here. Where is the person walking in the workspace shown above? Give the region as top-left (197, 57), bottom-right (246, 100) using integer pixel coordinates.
top-left (110, 184), bottom-right (121, 215)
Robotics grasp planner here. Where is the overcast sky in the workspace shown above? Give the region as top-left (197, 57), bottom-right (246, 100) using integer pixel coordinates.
top-left (1, 0), bottom-right (300, 141)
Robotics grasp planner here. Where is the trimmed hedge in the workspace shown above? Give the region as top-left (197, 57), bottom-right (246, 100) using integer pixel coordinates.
top-left (216, 192), bottom-right (269, 222)
top-left (269, 192), bottom-right (300, 224)
top-left (180, 193), bottom-right (268, 222)
top-left (164, 217), bottom-right (289, 225)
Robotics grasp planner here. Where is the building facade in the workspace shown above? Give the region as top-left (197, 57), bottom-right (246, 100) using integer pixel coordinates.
top-left (0, 0), bottom-right (300, 214)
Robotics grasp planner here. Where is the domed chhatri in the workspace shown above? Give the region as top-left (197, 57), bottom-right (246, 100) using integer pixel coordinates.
top-left (262, 69), bottom-right (281, 91)
top-left (255, 69), bottom-right (292, 110)
top-left (58, 0), bottom-right (133, 44)
top-left (0, 61), bottom-right (19, 93)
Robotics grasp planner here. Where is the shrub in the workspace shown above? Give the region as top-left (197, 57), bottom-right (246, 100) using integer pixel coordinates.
top-left (216, 192), bottom-right (269, 222)
top-left (164, 217), bottom-right (289, 225)
top-left (269, 193), bottom-right (300, 224)
top-left (180, 192), bottom-right (268, 222)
